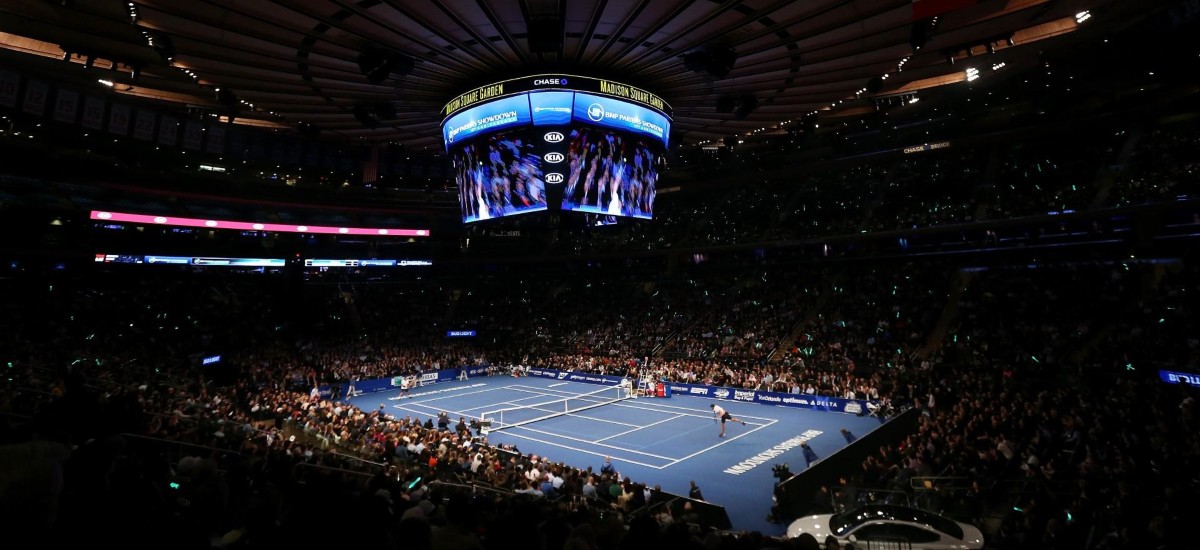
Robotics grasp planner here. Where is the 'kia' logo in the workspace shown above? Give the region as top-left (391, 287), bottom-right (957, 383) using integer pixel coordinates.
top-left (544, 152), bottom-right (565, 163)
top-left (546, 173), bottom-right (564, 184)
top-left (544, 131), bottom-right (564, 143)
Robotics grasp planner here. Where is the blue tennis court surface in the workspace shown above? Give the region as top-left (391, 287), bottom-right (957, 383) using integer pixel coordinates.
top-left (346, 376), bottom-right (884, 535)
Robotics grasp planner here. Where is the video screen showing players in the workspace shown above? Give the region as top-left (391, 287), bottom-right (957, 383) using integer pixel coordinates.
top-left (560, 128), bottom-right (658, 220)
top-left (452, 131), bottom-right (548, 223)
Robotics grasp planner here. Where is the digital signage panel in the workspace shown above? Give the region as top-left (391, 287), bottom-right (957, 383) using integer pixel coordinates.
top-left (442, 94), bottom-right (532, 148)
top-left (571, 92), bottom-right (670, 148)
top-left (529, 91), bottom-right (574, 126)
top-left (452, 129), bottom-right (548, 223)
top-left (442, 76), bottom-right (671, 222)
top-left (561, 127), bottom-right (658, 219)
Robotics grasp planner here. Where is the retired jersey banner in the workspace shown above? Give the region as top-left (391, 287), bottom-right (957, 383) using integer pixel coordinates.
top-left (157, 116), bottom-right (178, 146)
top-left (109, 103), bottom-right (131, 135)
top-left (53, 89), bottom-right (79, 123)
top-left (0, 69), bottom-right (19, 107)
top-left (81, 96), bottom-right (105, 129)
top-left (182, 120), bottom-right (203, 149)
top-left (206, 124), bottom-right (225, 153)
top-left (22, 79), bottom-right (48, 115)
top-left (132, 109), bottom-right (155, 140)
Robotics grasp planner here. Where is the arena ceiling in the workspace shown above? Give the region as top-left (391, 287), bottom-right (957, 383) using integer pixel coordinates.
top-left (0, 0), bottom-right (1174, 151)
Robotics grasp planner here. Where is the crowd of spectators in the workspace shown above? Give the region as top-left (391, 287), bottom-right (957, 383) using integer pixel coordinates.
top-left (2, 119), bottom-right (1200, 545)
top-left (3, 249), bottom-right (1199, 550)
top-left (546, 121), bottom-right (1199, 259)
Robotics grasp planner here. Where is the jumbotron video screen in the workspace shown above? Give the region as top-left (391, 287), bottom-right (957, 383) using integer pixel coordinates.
top-left (442, 76), bottom-right (671, 223)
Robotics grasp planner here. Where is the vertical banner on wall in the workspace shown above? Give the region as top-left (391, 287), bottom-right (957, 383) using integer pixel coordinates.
top-left (81, 96), bottom-right (105, 130)
top-left (206, 124), bottom-right (225, 154)
top-left (157, 116), bottom-right (178, 146)
top-left (182, 120), bottom-right (203, 149)
top-left (132, 109), bottom-right (154, 140)
top-left (22, 79), bottom-right (48, 115)
top-left (0, 69), bottom-right (20, 107)
top-left (109, 103), bottom-right (131, 135)
top-left (53, 89), bottom-right (79, 123)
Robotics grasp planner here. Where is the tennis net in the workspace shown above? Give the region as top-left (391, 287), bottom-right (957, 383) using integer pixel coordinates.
top-left (481, 384), bottom-right (634, 432)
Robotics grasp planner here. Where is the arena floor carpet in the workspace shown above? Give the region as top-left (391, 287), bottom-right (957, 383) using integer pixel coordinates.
top-left (345, 375), bottom-right (884, 536)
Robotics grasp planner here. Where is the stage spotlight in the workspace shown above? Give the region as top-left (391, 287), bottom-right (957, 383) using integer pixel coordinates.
top-left (683, 45), bottom-right (737, 78)
top-left (357, 46), bottom-right (413, 85)
top-left (715, 95), bottom-right (736, 113)
top-left (866, 76), bottom-right (884, 94)
top-left (733, 95), bottom-right (758, 120)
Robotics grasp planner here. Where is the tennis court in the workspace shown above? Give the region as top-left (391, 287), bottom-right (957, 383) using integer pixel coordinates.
top-left (346, 375), bottom-right (883, 536)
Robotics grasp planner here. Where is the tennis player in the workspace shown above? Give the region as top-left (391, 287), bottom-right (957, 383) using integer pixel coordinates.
top-left (710, 403), bottom-right (746, 437)
top-left (399, 375), bottom-right (412, 399)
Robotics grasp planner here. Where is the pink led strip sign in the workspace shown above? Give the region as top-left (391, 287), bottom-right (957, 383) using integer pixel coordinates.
top-left (90, 210), bottom-right (430, 237)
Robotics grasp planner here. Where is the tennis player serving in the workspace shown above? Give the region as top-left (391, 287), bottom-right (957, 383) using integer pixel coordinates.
top-left (710, 403), bottom-right (746, 437)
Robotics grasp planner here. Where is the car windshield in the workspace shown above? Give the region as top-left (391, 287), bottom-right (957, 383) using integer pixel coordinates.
top-left (829, 505), bottom-right (964, 539)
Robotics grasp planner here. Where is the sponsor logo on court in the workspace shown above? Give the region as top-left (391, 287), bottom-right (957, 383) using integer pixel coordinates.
top-left (713, 389), bottom-right (730, 399)
top-left (733, 390), bottom-right (756, 402)
top-left (544, 152), bottom-right (565, 163)
top-left (546, 173), bottom-right (564, 184)
top-left (689, 387), bottom-right (708, 395)
top-left (724, 429), bottom-right (824, 475)
top-left (544, 131), bottom-right (564, 143)
top-left (558, 372), bottom-right (570, 380)
top-left (843, 402), bottom-right (862, 414)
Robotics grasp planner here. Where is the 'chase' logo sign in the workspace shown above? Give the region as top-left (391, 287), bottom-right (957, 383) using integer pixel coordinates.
top-left (544, 131), bottom-right (564, 143)
top-left (544, 152), bottom-right (565, 163)
top-left (533, 78), bottom-right (567, 86)
top-left (546, 173), bottom-right (564, 184)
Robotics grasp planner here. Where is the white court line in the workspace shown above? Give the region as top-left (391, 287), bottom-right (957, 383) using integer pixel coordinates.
top-left (595, 413), bottom-right (689, 443)
top-left (496, 430), bottom-right (672, 469)
top-left (612, 399), bottom-right (773, 423)
top-left (504, 423), bottom-right (678, 460)
top-left (514, 385), bottom-right (772, 424)
top-left (548, 382), bottom-right (568, 387)
top-left (406, 387), bottom-right (563, 412)
top-left (661, 418), bottom-right (780, 468)
top-left (397, 395), bottom-right (544, 416)
top-left (391, 379), bottom-right (787, 471)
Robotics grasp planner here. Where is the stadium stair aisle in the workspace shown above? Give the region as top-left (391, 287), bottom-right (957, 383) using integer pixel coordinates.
top-left (770, 270), bottom-right (842, 364)
top-left (917, 268), bottom-right (975, 359)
